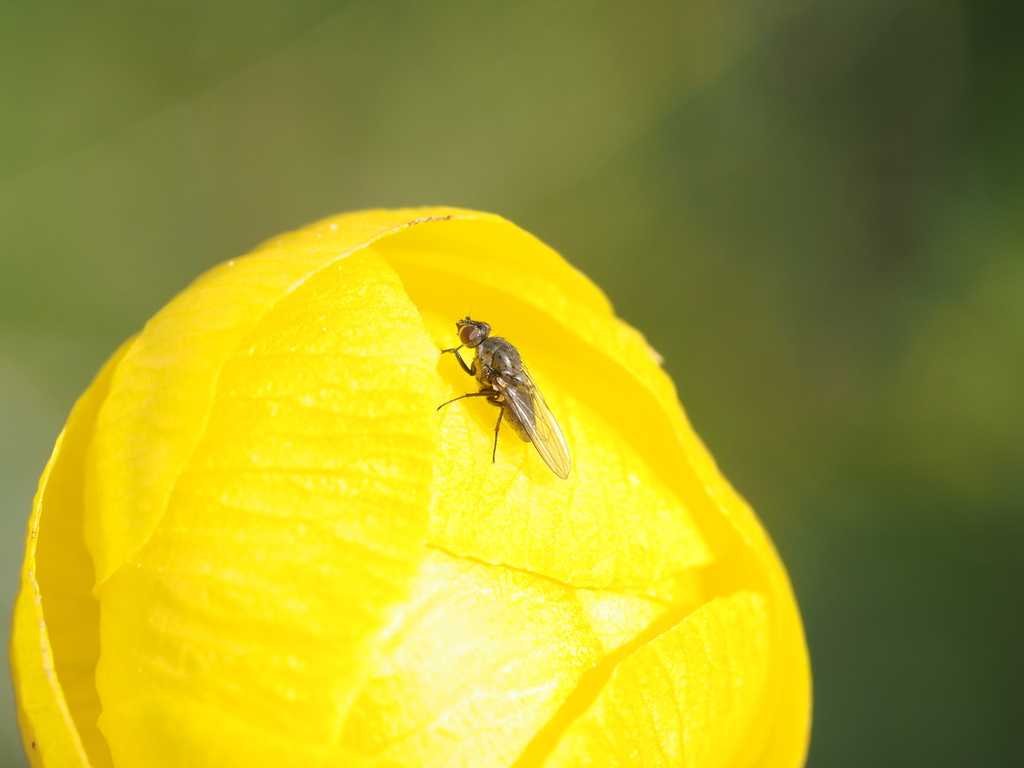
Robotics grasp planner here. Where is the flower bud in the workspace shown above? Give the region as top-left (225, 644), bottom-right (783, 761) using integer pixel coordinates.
top-left (11, 208), bottom-right (810, 767)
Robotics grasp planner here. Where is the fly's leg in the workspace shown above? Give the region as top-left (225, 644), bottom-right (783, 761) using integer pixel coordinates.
top-left (437, 390), bottom-right (493, 411)
top-left (492, 403), bottom-right (504, 463)
top-left (436, 385), bottom-right (504, 464)
top-left (441, 346), bottom-right (474, 376)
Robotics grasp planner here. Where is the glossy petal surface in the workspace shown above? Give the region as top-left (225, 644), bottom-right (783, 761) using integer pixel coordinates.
top-left (542, 593), bottom-right (770, 768)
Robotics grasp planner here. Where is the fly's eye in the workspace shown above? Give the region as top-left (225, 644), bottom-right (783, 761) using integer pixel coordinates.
top-left (459, 325), bottom-right (481, 346)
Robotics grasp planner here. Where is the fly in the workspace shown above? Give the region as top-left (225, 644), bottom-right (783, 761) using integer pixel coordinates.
top-left (437, 317), bottom-right (571, 479)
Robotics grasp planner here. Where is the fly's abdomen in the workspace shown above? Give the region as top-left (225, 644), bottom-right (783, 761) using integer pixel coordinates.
top-left (504, 401), bottom-right (534, 442)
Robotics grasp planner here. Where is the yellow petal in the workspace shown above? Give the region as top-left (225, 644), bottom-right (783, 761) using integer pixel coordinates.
top-left (11, 338), bottom-right (132, 768)
top-left (537, 592), bottom-right (770, 768)
top-left (94, 248), bottom-right (440, 765)
top-left (340, 549), bottom-right (601, 766)
top-left (83, 208), bottom-right (479, 587)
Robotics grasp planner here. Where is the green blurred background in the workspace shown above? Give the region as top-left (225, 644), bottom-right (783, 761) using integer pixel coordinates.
top-left (2, 1), bottom-right (1021, 765)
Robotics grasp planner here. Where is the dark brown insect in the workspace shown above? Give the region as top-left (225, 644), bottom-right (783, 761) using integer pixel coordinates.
top-left (438, 317), bottom-right (571, 479)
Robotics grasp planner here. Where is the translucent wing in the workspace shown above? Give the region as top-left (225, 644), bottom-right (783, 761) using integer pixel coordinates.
top-left (494, 370), bottom-right (571, 479)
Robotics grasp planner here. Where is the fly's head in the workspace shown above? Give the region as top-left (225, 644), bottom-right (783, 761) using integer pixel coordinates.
top-left (456, 317), bottom-right (491, 348)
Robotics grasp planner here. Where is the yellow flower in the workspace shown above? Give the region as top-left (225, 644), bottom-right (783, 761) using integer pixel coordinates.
top-left (10, 208), bottom-right (810, 767)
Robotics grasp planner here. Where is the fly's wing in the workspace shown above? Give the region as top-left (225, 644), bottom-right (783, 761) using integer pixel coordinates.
top-left (494, 371), bottom-right (571, 479)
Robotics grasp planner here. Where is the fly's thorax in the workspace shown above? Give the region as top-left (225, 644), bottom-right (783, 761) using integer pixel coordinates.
top-left (477, 337), bottom-right (523, 378)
